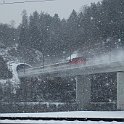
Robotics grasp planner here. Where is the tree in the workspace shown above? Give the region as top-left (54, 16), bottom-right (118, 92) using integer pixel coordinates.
top-left (0, 56), bottom-right (12, 79)
top-left (67, 10), bottom-right (79, 52)
top-left (18, 10), bottom-right (29, 48)
top-left (29, 12), bottom-right (41, 50)
top-left (0, 24), bottom-right (18, 47)
top-left (0, 83), bottom-right (3, 101)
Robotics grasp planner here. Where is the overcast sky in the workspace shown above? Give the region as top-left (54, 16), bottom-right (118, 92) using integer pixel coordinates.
top-left (0, 0), bottom-right (101, 26)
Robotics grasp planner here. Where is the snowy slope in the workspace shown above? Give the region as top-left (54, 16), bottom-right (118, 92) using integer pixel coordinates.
top-left (8, 62), bottom-right (21, 87)
top-left (0, 47), bottom-right (21, 88)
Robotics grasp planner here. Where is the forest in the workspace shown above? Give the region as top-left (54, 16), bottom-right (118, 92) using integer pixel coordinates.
top-left (1, 0), bottom-right (124, 61)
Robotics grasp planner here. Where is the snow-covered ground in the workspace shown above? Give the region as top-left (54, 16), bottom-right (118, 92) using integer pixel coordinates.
top-left (0, 120), bottom-right (123, 124)
top-left (8, 62), bottom-right (20, 86)
top-left (1, 111), bottom-right (124, 124)
top-left (0, 47), bottom-right (21, 88)
top-left (1, 111), bottom-right (124, 118)
top-left (7, 62), bottom-right (32, 88)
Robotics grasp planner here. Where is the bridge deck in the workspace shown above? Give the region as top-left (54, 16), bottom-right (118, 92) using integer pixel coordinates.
top-left (18, 49), bottom-right (124, 78)
top-left (18, 61), bottom-right (124, 78)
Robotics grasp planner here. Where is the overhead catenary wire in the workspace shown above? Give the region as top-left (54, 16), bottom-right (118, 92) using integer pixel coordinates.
top-left (0, 0), bottom-right (55, 5)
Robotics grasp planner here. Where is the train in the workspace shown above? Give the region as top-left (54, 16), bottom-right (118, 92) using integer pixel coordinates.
top-left (50, 56), bottom-right (87, 67)
top-left (17, 56), bottom-right (86, 74)
top-left (68, 57), bottom-right (86, 64)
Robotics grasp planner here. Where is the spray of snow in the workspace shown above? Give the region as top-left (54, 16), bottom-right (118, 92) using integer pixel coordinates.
top-left (86, 48), bottom-right (124, 66)
top-left (66, 51), bottom-right (79, 60)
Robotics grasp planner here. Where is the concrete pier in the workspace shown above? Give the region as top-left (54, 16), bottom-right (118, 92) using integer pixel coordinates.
top-left (76, 75), bottom-right (91, 110)
top-left (117, 72), bottom-right (124, 110)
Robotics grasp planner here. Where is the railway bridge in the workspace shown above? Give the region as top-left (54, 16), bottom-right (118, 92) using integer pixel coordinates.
top-left (17, 49), bottom-right (124, 110)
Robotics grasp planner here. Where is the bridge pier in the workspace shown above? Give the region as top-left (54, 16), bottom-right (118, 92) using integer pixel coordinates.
top-left (117, 72), bottom-right (124, 110)
top-left (76, 75), bottom-right (91, 110)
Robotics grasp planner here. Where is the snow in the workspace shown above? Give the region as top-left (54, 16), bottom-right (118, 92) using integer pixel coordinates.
top-left (0, 120), bottom-right (123, 124)
top-left (66, 50), bottom-right (79, 60)
top-left (91, 17), bottom-right (94, 20)
top-left (7, 62), bottom-right (32, 88)
top-left (0, 79), bottom-right (7, 85)
top-left (8, 62), bottom-right (20, 86)
top-left (1, 111), bottom-right (124, 118)
top-left (7, 102), bottom-right (66, 108)
top-left (1, 111), bottom-right (124, 124)
top-left (0, 46), bottom-right (22, 88)
top-left (86, 48), bottom-right (124, 65)
top-left (64, 48), bottom-right (124, 67)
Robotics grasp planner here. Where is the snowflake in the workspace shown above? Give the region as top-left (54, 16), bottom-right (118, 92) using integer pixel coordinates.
top-left (105, 83), bottom-right (109, 86)
top-left (118, 39), bottom-right (121, 42)
top-left (63, 51), bottom-right (66, 54)
top-left (90, 17), bottom-right (94, 20)
top-left (78, 24), bottom-right (81, 27)
top-left (71, 78), bottom-right (74, 81)
top-left (108, 99), bottom-right (112, 102)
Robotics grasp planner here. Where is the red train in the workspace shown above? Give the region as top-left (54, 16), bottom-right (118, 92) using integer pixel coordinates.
top-left (51, 56), bottom-right (86, 68)
top-left (69, 57), bottom-right (86, 64)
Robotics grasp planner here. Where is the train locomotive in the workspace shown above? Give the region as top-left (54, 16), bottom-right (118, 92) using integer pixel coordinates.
top-left (69, 57), bottom-right (86, 64)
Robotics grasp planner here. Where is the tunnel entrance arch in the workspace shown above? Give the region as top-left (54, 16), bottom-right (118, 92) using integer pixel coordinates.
top-left (16, 63), bottom-right (32, 73)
